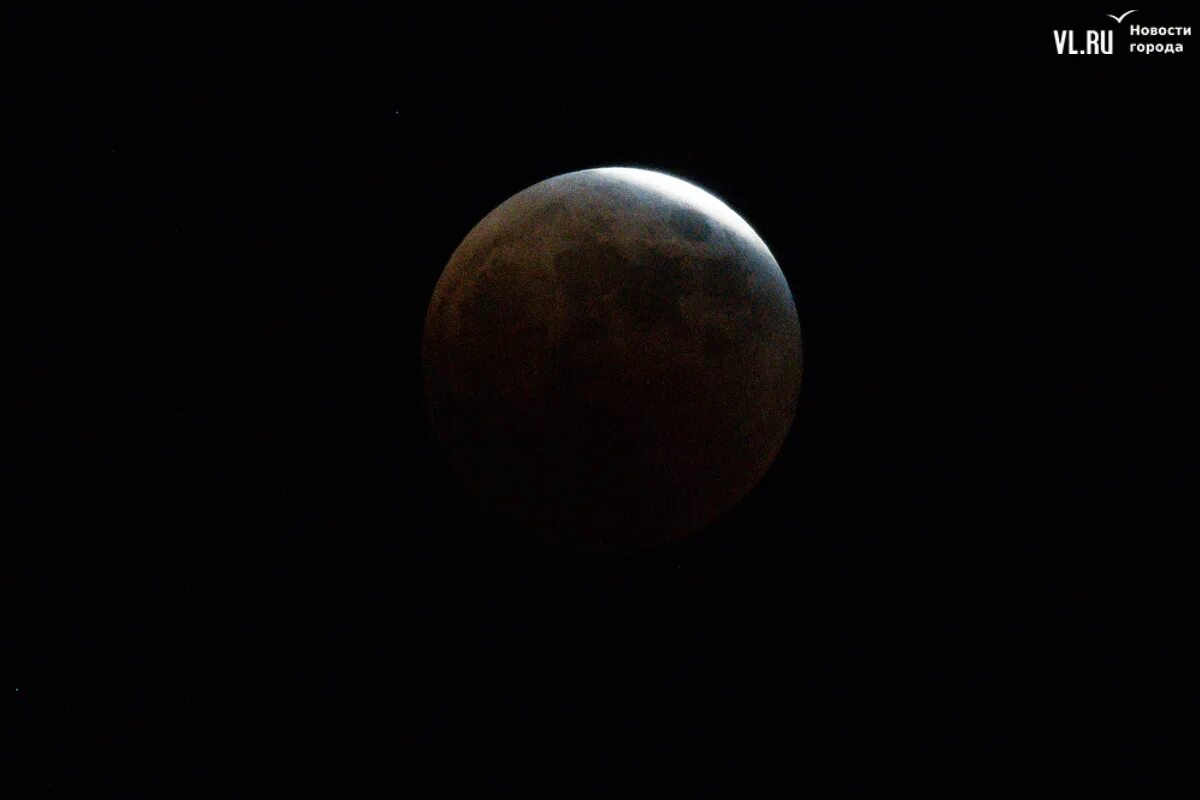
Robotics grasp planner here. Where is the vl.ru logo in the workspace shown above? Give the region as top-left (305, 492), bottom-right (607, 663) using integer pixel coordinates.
top-left (1053, 9), bottom-right (1132, 54)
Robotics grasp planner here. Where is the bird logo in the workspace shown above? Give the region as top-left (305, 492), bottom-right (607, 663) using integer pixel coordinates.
top-left (1107, 10), bottom-right (1137, 23)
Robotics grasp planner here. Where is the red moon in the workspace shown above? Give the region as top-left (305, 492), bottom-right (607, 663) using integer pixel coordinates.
top-left (422, 168), bottom-right (802, 549)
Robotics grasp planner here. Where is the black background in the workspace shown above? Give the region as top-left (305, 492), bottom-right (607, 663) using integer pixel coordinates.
top-left (7, 3), bottom-right (1194, 795)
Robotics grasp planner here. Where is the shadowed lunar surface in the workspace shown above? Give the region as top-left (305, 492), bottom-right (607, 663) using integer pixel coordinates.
top-left (422, 168), bottom-right (802, 549)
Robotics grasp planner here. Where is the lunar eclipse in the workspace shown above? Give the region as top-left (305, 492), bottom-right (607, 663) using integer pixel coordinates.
top-left (422, 168), bottom-right (803, 549)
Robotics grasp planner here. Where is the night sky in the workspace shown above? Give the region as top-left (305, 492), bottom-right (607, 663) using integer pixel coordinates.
top-left (8, 4), bottom-right (1193, 795)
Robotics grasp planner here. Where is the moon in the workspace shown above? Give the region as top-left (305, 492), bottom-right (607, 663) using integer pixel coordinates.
top-left (422, 168), bottom-right (802, 549)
